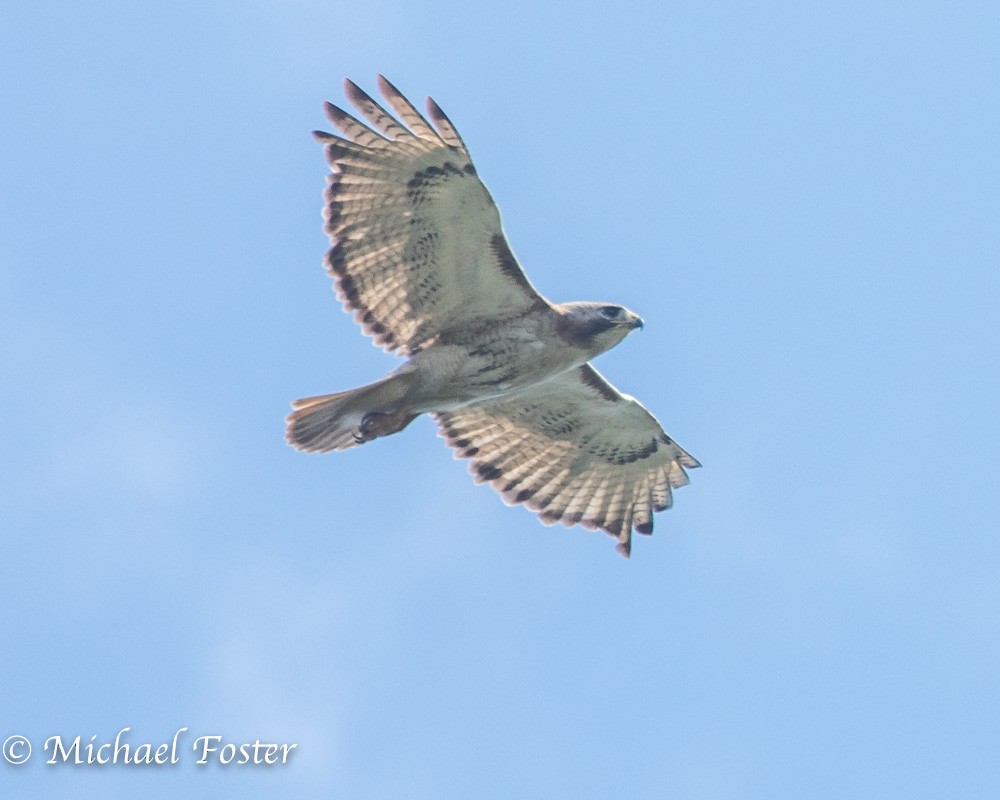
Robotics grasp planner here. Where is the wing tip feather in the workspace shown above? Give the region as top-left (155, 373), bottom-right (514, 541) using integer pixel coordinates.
top-left (376, 73), bottom-right (397, 96)
top-left (342, 78), bottom-right (377, 114)
top-left (425, 95), bottom-right (468, 152)
top-left (679, 450), bottom-right (701, 469)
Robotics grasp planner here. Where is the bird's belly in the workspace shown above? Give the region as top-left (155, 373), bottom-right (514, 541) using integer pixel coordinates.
top-left (408, 338), bottom-right (582, 411)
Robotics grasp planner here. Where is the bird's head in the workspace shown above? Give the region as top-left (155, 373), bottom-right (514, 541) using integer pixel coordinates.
top-left (555, 301), bottom-right (644, 358)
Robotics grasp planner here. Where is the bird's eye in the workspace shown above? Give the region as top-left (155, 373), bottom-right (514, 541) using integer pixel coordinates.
top-left (599, 305), bottom-right (621, 319)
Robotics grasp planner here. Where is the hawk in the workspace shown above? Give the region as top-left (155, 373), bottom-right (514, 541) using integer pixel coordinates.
top-left (287, 76), bottom-right (699, 557)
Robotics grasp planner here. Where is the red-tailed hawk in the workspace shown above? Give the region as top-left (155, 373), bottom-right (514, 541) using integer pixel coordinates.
top-left (287, 76), bottom-right (699, 557)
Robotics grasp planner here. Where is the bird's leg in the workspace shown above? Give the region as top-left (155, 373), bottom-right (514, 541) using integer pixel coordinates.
top-left (355, 409), bottom-right (419, 444)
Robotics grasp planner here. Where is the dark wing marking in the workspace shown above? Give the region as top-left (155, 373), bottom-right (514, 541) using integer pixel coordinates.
top-left (316, 76), bottom-right (550, 355)
top-left (435, 364), bottom-right (700, 557)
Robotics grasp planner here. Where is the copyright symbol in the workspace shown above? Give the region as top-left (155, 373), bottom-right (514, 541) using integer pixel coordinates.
top-left (3, 735), bottom-right (31, 764)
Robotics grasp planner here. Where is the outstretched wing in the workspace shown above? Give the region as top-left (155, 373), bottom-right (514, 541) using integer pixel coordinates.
top-left (316, 75), bottom-right (549, 355)
top-left (435, 365), bottom-right (700, 557)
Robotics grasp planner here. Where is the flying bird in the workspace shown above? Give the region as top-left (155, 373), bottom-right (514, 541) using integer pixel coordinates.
top-left (286, 76), bottom-right (699, 557)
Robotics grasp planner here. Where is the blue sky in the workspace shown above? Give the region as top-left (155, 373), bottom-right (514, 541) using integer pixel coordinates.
top-left (2, 0), bottom-right (998, 797)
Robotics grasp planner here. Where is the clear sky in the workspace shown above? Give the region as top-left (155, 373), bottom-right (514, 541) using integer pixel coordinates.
top-left (2, 1), bottom-right (998, 797)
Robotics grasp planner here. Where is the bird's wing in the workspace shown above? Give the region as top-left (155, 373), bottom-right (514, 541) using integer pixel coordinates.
top-left (434, 365), bottom-right (700, 557)
top-left (315, 76), bottom-right (550, 355)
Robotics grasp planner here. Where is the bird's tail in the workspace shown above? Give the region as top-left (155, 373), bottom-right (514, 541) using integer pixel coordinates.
top-left (286, 371), bottom-right (418, 453)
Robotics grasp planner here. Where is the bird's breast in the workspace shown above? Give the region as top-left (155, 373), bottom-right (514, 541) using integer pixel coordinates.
top-left (407, 317), bottom-right (585, 411)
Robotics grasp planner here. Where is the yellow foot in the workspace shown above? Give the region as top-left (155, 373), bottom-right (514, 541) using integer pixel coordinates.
top-left (355, 410), bottom-right (418, 444)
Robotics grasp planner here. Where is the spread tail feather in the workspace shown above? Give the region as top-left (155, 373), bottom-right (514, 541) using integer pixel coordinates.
top-left (286, 371), bottom-right (417, 453)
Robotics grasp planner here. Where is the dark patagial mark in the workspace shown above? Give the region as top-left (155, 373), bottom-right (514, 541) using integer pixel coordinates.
top-left (578, 365), bottom-right (621, 403)
top-left (489, 234), bottom-right (535, 293)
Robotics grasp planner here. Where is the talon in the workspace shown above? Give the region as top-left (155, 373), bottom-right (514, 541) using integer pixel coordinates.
top-left (356, 412), bottom-right (380, 444)
top-left (354, 409), bottom-right (418, 445)
top-left (359, 412), bottom-right (376, 438)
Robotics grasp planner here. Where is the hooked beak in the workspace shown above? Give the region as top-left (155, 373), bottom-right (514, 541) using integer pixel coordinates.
top-left (628, 312), bottom-right (644, 330)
